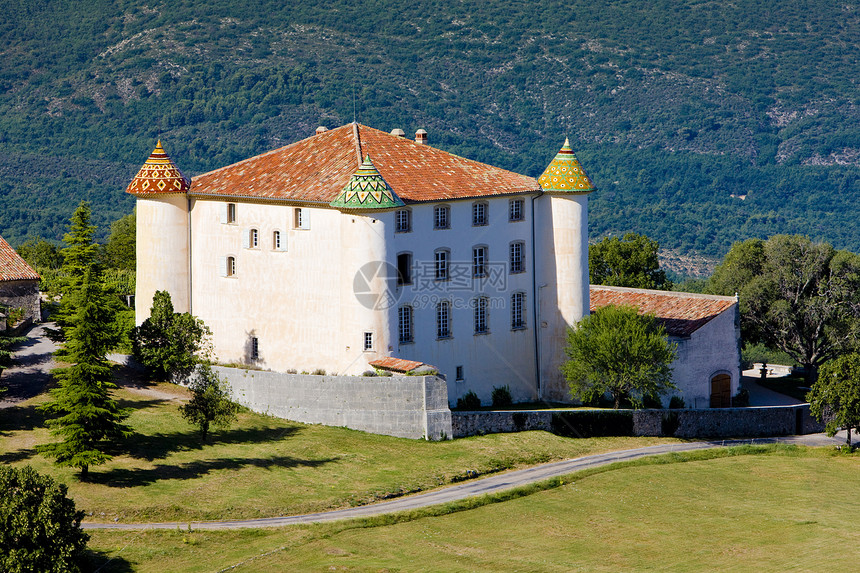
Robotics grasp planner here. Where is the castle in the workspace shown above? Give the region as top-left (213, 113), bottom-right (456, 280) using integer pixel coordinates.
top-left (128, 123), bottom-right (739, 407)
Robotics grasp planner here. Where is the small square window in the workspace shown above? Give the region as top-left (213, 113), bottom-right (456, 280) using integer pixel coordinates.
top-left (434, 205), bottom-right (450, 230)
top-left (509, 199), bottom-right (524, 222)
top-left (396, 209), bottom-right (412, 233)
top-left (363, 332), bottom-right (373, 351)
top-left (455, 366), bottom-right (464, 381)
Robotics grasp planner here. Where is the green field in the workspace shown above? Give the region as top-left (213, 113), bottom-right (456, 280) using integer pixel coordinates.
top-left (85, 446), bottom-right (860, 572)
top-left (0, 379), bottom-right (674, 523)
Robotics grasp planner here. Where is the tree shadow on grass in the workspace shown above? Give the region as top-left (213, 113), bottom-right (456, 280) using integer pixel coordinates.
top-left (0, 447), bottom-right (38, 463)
top-left (93, 454), bottom-right (337, 488)
top-left (120, 424), bottom-right (303, 462)
top-left (0, 402), bottom-right (47, 433)
top-left (83, 548), bottom-right (134, 573)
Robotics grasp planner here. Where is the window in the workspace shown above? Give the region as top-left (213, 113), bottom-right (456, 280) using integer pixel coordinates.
top-left (249, 228), bottom-right (259, 248)
top-left (511, 292), bottom-right (526, 329)
top-left (250, 337), bottom-right (259, 360)
top-left (395, 209), bottom-right (412, 233)
top-left (437, 300), bottom-right (451, 339)
top-left (363, 332), bottom-right (373, 351)
top-left (226, 256), bottom-right (236, 277)
top-left (273, 230), bottom-right (282, 250)
top-left (435, 249), bottom-right (450, 281)
top-left (295, 208), bottom-right (310, 230)
top-left (472, 201), bottom-right (488, 226)
top-left (397, 253), bottom-right (412, 286)
top-left (474, 296), bottom-right (488, 334)
top-left (455, 365), bottom-right (464, 381)
top-left (509, 199), bottom-right (524, 222)
top-left (434, 205), bottom-right (450, 229)
top-left (473, 246), bottom-right (487, 277)
top-left (510, 241), bottom-right (525, 273)
top-left (398, 306), bottom-right (414, 343)
top-left (222, 203), bottom-right (237, 224)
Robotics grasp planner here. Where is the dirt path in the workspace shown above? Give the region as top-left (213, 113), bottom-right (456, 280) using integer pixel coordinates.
top-left (82, 433), bottom-right (843, 531)
top-left (0, 323), bottom-right (57, 407)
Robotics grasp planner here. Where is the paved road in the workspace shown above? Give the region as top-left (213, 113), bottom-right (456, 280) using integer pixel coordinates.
top-left (82, 433), bottom-right (843, 531)
top-left (0, 323), bottom-right (57, 408)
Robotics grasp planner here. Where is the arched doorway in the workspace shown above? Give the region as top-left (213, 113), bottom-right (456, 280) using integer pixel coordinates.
top-left (710, 373), bottom-right (731, 408)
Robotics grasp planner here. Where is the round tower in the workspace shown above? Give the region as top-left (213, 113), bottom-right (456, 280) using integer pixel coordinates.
top-left (535, 138), bottom-right (597, 401)
top-left (125, 141), bottom-right (192, 324)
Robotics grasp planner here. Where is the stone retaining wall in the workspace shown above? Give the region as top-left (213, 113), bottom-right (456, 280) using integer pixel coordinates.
top-left (214, 367), bottom-right (452, 440)
top-left (452, 405), bottom-right (824, 439)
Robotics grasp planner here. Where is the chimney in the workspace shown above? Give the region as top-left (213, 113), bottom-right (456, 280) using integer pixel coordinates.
top-left (415, 129), bottom-right (427, 145)
top-left (390, 128), bottom-right (406, 137)
top-left (315, 126), bottom-right (328, 134)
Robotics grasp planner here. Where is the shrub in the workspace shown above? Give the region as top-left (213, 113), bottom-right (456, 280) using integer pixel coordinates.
top-left (362, 370), bottom-right (377, 377)
top-left (491, 385), bottom-right (513, 407)
top-left (733, 388), bottom-right (750, 407)
top-left (456, 390), bottom-right (482, 410)
top-left (669, 396), bottom-right (686, 409)
top-left (642, 393), bottom-right (663, 409)
top-left (661, 411), bottom-right (681, 436)
top-left (0, 466), bottom-right (89, 573)
top-left (311, 368), bottom-right (326, 376)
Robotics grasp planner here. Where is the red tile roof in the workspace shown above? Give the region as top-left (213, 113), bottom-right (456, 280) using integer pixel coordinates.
top-left (0, 234), bottom-right (39, 282)
top-left (589, 285), bottom-right (736, 337)
top-left (369, 357), bottom-right (427, 373)
top-left (189, 123), bottom-right (541, 203)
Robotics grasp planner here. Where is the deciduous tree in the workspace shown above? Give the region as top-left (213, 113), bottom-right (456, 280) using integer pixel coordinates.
top-left (708, 235), bottom-right (860, 384)
top-left (0, 465), bottom-right (89, 573)
top-left (562, 304), bottom-right (677, 408)
top-left (589, 233), bottom-right (672, 290)
top-left (179, 362), bottom-right (239, 442)
top-left (808, 354), bottom-right (860, 448)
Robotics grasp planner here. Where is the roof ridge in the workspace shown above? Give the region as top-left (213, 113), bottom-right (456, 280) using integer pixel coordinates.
top-left (590, 284), bottom-right (737, 302)
top-left (352, 122), bottom-right (363, 166)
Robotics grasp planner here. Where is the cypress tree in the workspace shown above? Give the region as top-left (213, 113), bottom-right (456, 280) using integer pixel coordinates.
top-left (38, 267), bottom-right (131, 480)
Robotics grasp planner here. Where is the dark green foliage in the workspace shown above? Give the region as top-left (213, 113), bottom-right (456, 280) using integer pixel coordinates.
top-left (668, 396), bottom-right (685, 409)
top-left (38, 269), bottom-right (131, 479)
top-left (179, 362), bottom-right (239, 442)
top-left (732, 388), bottom-right (750, 407)
top-left (0, 465), bottom-right (89, 573)
top-left (456, 390), bottom-right (482, 410)
top-left (550, 410), bottom-right (634, 438)
top-left (661, 411), bottom-right (681, 436)
top-left (562, 305), bottom-right (677, 409)
top-left (15, 237), bottom-right (63, 271)
top-left (491, 385), bottom-right (513, 408)
top-left (50, 202), bottom-right (100, 335)
top-left (1, 1), bottom-right (859, 261)
top-left (132, 290), bottom-right (210, 383)
top-left (708, 235), bottom-right (860, 384)
top-left (808, 354), bottom-right (860, 447)
top-left (104, 211), bottom-right (135, 271)
top-left (589, 233), bottom-right (672, 290)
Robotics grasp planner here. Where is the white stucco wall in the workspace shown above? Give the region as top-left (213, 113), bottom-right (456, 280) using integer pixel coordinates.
top-left (135, 194), bottom-right (190, 323)
top-left (388, 196), bottom-right (539, 405)
top-left (669, 304), bottom-right (741, 408)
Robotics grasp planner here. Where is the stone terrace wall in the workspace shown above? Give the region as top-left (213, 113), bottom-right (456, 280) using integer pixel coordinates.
top-left (452, 405), bottom-right (823, 439)
top-left (214, 367), bottom-right (452, 440)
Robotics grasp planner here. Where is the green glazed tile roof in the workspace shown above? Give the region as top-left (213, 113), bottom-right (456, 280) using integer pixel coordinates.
top-left (330, 155), bottom-right (405, 210)
top-left (538, 138), bottom-right (596, 194)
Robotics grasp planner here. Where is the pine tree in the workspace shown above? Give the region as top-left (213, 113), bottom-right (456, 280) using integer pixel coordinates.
top-left (38, 268), bottom-right (131, 480)
top-left (49, 202), bottom-right (99, 338)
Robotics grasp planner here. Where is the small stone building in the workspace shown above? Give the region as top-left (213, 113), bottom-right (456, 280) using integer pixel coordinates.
top-left (0, 234), bottom-right (41, 329)
top-left (590, 285), bottom-right (740, 408)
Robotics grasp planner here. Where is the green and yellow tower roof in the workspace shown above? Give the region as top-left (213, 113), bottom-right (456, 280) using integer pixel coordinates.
top-left (538, 138), bottom-right (596, 194)
top-left (126, 141), bottom-right (191, 195)
top-left (329, 155), bottom-right (405, 210)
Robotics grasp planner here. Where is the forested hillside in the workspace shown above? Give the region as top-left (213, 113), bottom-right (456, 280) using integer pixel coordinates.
top-left (1, 0), bottom-right (857, 273)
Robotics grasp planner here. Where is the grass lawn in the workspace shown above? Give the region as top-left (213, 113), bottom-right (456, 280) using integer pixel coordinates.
top-left (86, 445), bottom-right (860, 572)
top-left (0, 377), bottom-right (676, 523)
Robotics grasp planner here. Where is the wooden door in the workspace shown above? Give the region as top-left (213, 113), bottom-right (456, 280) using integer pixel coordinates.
top-left (710, 374), bottom-right (731, 408)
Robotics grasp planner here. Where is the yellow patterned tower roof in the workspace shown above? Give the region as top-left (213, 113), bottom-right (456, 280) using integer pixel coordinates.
top-left (538, 138), bottom-right (596, 194)
top-left (126, 141), bottom-right (191, 195)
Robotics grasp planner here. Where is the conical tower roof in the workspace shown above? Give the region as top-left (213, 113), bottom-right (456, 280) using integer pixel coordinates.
top-left (330, 155), bottom-right (405, 210)
top-left (126, 141), bottom-right (191, 195)
top-left (538, 138), bottom-right (596, 194)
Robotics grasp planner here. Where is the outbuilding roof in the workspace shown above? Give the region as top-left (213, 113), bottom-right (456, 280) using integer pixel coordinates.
top-left (0, 234), bottom-right (40, 282)
top-left (589, 285), bottom-right (736, 337)
top-left (368, 357), bottom-right (428, 373)
top-left (189, 123), bottom-right (541, 204)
